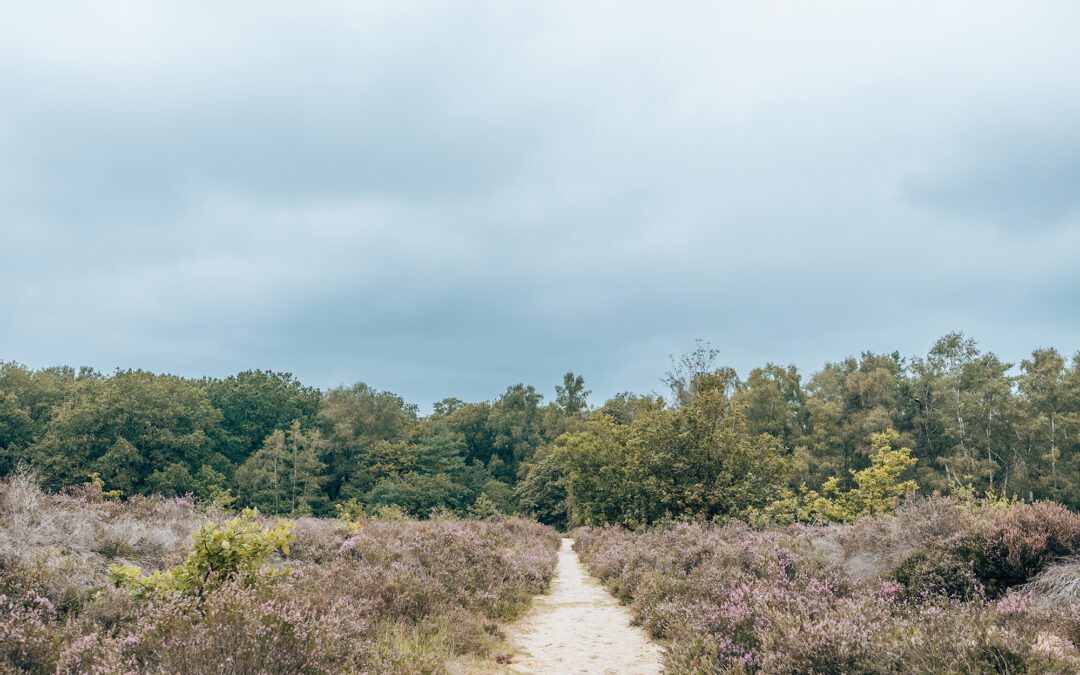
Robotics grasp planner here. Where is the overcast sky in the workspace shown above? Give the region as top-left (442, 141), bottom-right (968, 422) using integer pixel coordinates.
top-left (3, 1), bottom-right (1080, 409)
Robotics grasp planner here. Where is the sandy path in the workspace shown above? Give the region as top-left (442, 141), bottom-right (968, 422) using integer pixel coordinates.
top-left (504, 537), bottom-right (663, 674)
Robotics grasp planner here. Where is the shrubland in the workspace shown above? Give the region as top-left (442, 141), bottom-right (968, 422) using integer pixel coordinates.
top-left (574, 495), bottom-right (1080, 673)
top-left (0, 471), bottom-right (559, 674)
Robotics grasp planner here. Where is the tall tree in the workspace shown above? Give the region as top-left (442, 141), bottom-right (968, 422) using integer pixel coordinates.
top-left (486, 384), bottom-right (548, 482)
top-left (28, 370), bottom-right (222, 492)
top-left (236, 421), bottom-right (327, 515)
top-left (208, 370), bottom-right (321, 464)
top-left (1018, 348), bottom-right (1079, 502)
top-left (316, 383), bottom-right (417, 501)
top-left (555, 371), bottom-right (590, 416)
top-left (735, 363), bottom-right (805, 446)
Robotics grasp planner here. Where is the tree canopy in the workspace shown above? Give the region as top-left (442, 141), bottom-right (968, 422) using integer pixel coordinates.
top-left (5, 333), bottom-right (1080, 526)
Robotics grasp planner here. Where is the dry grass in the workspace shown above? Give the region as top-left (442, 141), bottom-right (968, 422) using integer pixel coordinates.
top-left (1026, 558), bottom-right (1080, 609)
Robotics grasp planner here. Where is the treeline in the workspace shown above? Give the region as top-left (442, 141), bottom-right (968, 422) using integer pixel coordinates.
top-left (2, 332), bottom-right (1079, 525)
top-left (0, 365), bottom-right (588, 517)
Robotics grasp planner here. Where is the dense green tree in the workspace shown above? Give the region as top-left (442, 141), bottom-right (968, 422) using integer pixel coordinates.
top-left (1017, 348), bottom-right (1080, 503)
top-left (797, 353), bottom-right (905, 489)
top-left (595, 392), bottom-right (665, 426)
top-left (0, 362), bottom-right (80, 473)
top-left (317, 383), bottom-right (417, 500)
top-left (551, 380), bottom-right (789, 527)
top-left (908, 334), bottom-right (1013, 493)
top-left (10, 331), bottom-right (1080, 516)
top-left (618, 385), bottom-right (789, 525)
top-left (735, 364), bottom-right (805, 446)
top-left (27, 370), bottom-right (222, 491)
top-left (486, 384), bottom-right (549, 482)
top-left (208, 370), bottom-right (320, 464)
top-left (437, 401), bottom-right (497, 469)
top-left (94, 438), bottom-right (144, 495)
top-left (366, 472), bottom-right (473, 515)
top-left (480, 479), bottom-right (516, 513)
top-left (555, 371), bottom-right (590, 416)
top-left (514, 448), bottom-right (569, 529)
top-left (145, 462), bottom-right (197, 496)
top-left (555, 418), bottom-right (629, 526)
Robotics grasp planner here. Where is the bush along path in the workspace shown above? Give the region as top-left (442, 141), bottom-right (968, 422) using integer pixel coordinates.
top-left (502, 537), bottom-right (662, 674)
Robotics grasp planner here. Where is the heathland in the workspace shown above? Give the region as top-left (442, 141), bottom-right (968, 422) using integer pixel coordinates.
top-left (6, 332), bottom-right (1080, 672)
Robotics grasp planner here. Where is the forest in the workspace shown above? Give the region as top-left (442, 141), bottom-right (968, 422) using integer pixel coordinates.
top-left (2, 331), bottom-right (1079, 527)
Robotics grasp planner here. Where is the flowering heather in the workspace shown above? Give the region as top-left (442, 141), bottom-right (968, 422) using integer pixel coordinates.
top-left (574, 497), bottom-right (1080, 673)
top-left (0, 474), bottom-right (559, 673)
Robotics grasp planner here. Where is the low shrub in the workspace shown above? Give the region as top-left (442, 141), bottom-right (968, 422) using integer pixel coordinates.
top-left (574, 497), bottom-right (1080, 673)
top-left (972, 501), bottom-right (1080, 595)
top-left (0, 473), bottom-right (560, 673)
top-left (891, 548), bottom-right (983, 600)
top-left (108, 509), bottom-right (295, 599)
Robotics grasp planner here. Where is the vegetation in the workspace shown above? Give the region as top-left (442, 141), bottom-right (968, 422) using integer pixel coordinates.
top-left (108, 509), bottom-right (295, 599)
top-left (6, 334), bottom-right (1080, 671)
top-left (6, 332), bottom-right (1080, 527)
top-left (574, 497), bottom-right (1080, 672)
top-left (0, 471), bottom-right (559, 673)
top-left (761, 428), bottom-right (918, 524)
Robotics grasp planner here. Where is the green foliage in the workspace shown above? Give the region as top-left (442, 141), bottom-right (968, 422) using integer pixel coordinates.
top-left (28, 370), bottom-right (222, 493)
top-left (235, 421), bottom-right (328, 515)
top-left (208, 370), bottom-right (321, 464)
top-left (468, 493), bottom-right (500, 518)
top-left (334, 497), bottom-right (366, 535)
top-left (77, 472), bottom-right (122, 502)
top-left (540, 384), bottom-right (790, 527)
top-left (891, 548), bottom-right (982, 600)
top-left (316, 383), bottom-right (418, 500)
top-left (109, 509), bottom-right (294, 599)
top-left (370, 503), bottom-right (410, 521)
top-left (555, 371), bottom-right (590, 416)
top-left (366, 472), bottom-right (474, 516)
top-left (485, 384), bottom-right (550, 482)
top-left (594, 392), bottom-right (665, 426)
top-left (764, 428), bottom-right (917, 524)
top-left (514, 449), bottom-right (568, 530)
top-left (9, 331), bottom-right (1080, 525)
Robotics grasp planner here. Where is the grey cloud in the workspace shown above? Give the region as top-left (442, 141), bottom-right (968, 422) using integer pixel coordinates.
top-left (3, 1), bottom-right (1080, 409)
top-left (903, 121), bottom-right (1080, 228)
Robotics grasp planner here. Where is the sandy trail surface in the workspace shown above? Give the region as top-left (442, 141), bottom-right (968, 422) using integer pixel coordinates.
top-left (504, 537), bottom-right (663, 674)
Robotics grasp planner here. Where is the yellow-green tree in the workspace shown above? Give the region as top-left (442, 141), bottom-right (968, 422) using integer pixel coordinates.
top-left (765, 428), bottom-right (916, 524)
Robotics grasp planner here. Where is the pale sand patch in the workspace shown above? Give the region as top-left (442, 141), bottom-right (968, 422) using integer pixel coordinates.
top-left (503, 537), bottom-right (663, 674)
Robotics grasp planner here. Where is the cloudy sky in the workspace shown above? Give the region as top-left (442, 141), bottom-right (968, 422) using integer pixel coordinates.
top-left (3, 1), bottom-right (1079, 409)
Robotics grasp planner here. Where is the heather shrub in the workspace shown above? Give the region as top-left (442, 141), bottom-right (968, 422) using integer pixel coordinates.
top-left (971, 501), bottom-right (1080, 594)
top-left (0, 588), bottom-right (62, 673)
top-left (575, 499), bottom-right (1080, 673)
top-left (891, 548), bottom-right (983, 600)
top-left (0, 473), bottom-right (560, 673)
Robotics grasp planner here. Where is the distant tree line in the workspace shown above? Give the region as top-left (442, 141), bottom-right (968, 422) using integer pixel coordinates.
top-left (2, 332), bottom-right (1079, 525)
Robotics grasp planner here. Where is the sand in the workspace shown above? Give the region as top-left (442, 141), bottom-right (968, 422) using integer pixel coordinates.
top-left (503, 537), bottom-right (663, 674)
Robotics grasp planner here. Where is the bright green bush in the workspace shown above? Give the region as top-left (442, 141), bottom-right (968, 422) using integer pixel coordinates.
top-left (109, 509), bottom-right (294, 599)
top-left (763, 428), bottom-right (917, 524)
